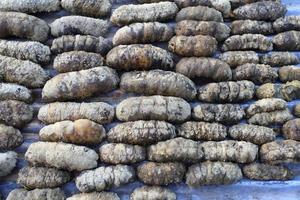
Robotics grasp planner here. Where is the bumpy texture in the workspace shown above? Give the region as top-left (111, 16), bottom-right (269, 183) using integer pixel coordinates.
top-left (219, 51), bottom-right (259, 68)
top-left (6, 188), bottom-right (65, 200)
top-left (201, 140), bottom-right (258, 163)
top-left (39, 119), bottom-right (106, 145)
top-left (232, 63), bottom-right (278, 84)
top-left (175, 20), bottom-right (230, 41)
top-left (231, 20), bottom-right (274, 35)
top-left (53, 51), bottom-right (104, 73)
top-left (0, 83), bottom-right (32, 103)
top-left (273, 16), bottom-right (300, 32)
top-left (295, 104), bottom-right (300, 117)
top-left (222, 34), bottom-right (273, 51)
top-left (256, 81), bottom-right (300, 101)
top-left (51, 35), bottom-right (112, 55)
top-left (0, 0), bottom-right (60, 13)
top-left (243, 163), bottom-right (293, 180)
top-left (168, 35), bottom-right (217, 57)
top-left (233, 1), bottom-right (286, 21)
top-left (75, 165), bottom-right (135, 192)
top-left (116, 96), bottom-right (191, 123)
top-left (260, 52), bottom-right (299, 67)
top-left (25, 142), bottom-right (99, 171)
top-left (229, 0), bottom-right (281, 8)
top-left (38, 102), bottom-right (114, 124)
top-left (106, 44), bottom-right (174, 71)
top-left (120, 70), bottom-right (197, 100)
top-left (229, 124), bottom-right (276, 145)
top-left (130, 186), bottom-right (176, 200)
top-left (174, 0), bottom-right (210, 8)
top-left (0, 100), bottom-right (33, 128)
top-left (186, 161), bottom-right (242, 187)
top-left (111, 2), bottom-right (178, 26)
top-left (0, 151), bottom-right (17, 177)
top-left (176, 6), bottom-right (223, 22)
top-left (42, 67), bottom-right (119, 101)
top-left (209, 0), bottom-right (231, 17)
top-left (61, 0), bottom-right (111, 17)
top-left (198, 80), bottom-right (255, 103)
top-left (107, 120), bottom-right (176, 145)
top-left (282, 119), bottom-right (300, 140)
top-left (0, 12), bottom-right (49, 42)
top-left (260, 140), bottom-right (300, 164)
top-left (193, 104), bottom-right (245, 124)
top-left (99, 143), bottom-right (146, 164)
top-left (178, 121), bottom-right (227, 141)
top-left (113, 22), bottom-right (174, 46)
top-left (248, 109), bottom-right (293, 126)
top-left (50, 16), bottom-right (109, 37)
top-left (176, 57), bottom-right (232, 81)
top-left (0, 55), bottom-right (49, 88)
top-left (67, 192), bottom-right (120, 200)
top-left (137, 162), bottom-right (186, 185)
top-left (0, 124), bottom-right (23, 150)
top-left (273, 31), bottom-right (300, 50)
top-left (0, 40), bottom-right (50, 64)
top-left (246, 98), bottom-right (287, 117)
top-left (17, 166), bottom-right (71, 189)
top-left (279, 65), bottom-right (300, 82)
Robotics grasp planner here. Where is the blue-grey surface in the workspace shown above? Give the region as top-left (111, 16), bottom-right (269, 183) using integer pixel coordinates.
top-left (1, 0), bottom-right (300, 199)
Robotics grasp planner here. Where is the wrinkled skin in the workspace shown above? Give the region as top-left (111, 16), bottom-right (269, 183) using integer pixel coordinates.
top-left (222, 34), bottom-right (273, 52)
top-left (107, 120), bottom-right (176, 146)
top-left (193, 103), bottom-right (245, 124)
top-left (61, 0), bottom-right (111, 17)
top-left (106, 44), bottom-right (174, 71)
top-left (0, 151), bottom-right (17, 177)
top-left (99, 143), bottom-right (146, 164)
top-left (176, 57), bottom-right (232, 81)
top-left (53, 51), bottom-right (104, 73)
top-left (186, 161), bottom-right (242, 187)
top-left (246, 98), bottom-right (287, 117)
top-left (0, 100), bottom-right (33, 128)
top-left (0, 12), bottom-right (49, 42)
top-left (260, 140), bottom-right (300, 164)
top-left (260, 52), bottom-right (299, 67)
top-left (233, 63), bottom-right (278, 84)
top-left (6, 188), bottom-right (65, 200)
top-left (279, 65), bottom-right (300, 82)
top-left (233, 1), bottom-right (286, 21)
top-left (273, 31), bottom-right (300, 51)
top-left (38, 102), bottom-right (114, 124)
top-left (0, 40), bottom-right (50, 64)
top-left (219, 51), bottom-right (259, 68)
top-left (231, 20), bottom-right (274, 35)
top-left (25, 142), bottom-right (99, 171)
top-left (0, 0), bottom-right (60, 13)
top-left (176, 6), bottom-right (223, 22)
top-left (39, 119), bottom-right (106, 145)
top-left (0, 83), bottom-right (32, 103)
top-left (116, 95), bottom-right (191, 123)
top-left (113, 22), bottom-right (174, 46)
top-left (248, 109), bottom-right (293, 126)
top-left (273, 16), bottom-right (300, 32)
top-left (137, 162), bottom-right (186, 185)
top-left (111, 2), bottom-right (178, 26)
top-left (130, 186), bottom-right (176, 200)
top-left (295, 104), bottom-right (300, 117)
top-left (174, 0), bottom-right (211, 8)
top-left (67, 192), bottom-right (120, 200)
top-left (51, 35), bottom-right (112, 55)
top-left (198, 80), bottom-right (255, 103)
top-left (148, 137), bottom-right (203, 163)
top-left (50, 16), bottom-right (109, 37)
top-left (175, 20), bottom-right (230, 41)
top-left (120, 70), bottom-right (197, 100)
top-left (17, 166), bottom-right (70, 189)
top-left (282, 119), bottom-right (300, 141)
top-left (0, 124), bottom-right (23, 150)
top-left (178, 121), bottom-right (227, 141)
top-left (75, 165), bottom-right (135, 192)
top-left (42, 67), bottom-right (119, 102)
top-left (229, 124), bottom-right (276, 145)
top-left (168, 35), bottom-right (217, 57)
top-left (201, 140), bottom-right (258, 163)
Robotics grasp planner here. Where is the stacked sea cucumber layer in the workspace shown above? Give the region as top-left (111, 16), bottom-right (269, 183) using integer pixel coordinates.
top-left (1, 0), bottom-right (300, 199)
